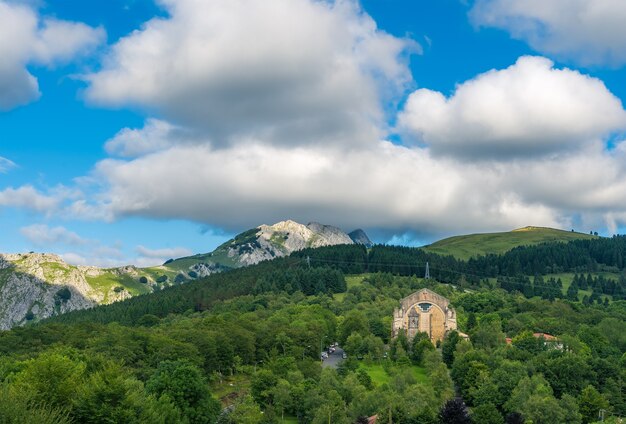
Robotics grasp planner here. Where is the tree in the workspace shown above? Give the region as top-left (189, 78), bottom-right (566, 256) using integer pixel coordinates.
top-left (471, 403), bottom-right (503, 424)
top-left (11, 350), bottom-right (86, 408)
top-left (0, 383), bottom-right (71, 424)
top-left (578, 385), bottom-right (609, 424)
top-left (567, 279), bottom-right (579, 301)
top-left (146, 360), bottom-right (220, 424)
top-left (250, 369), bottom-right (278, 407)
top-left (442, 331), bottom-right (460, 367)
top-left (466, 313), bottom-right (477, 331)
top-left (73, 364), bottom-right (180, 424)
top-left (227, 395), bottom-right (264, 424)
top-left (430, 362), bottom-right (455, 405)
top-left (439, 398), bottom-right (472, 424)
top-left (411, 334), bottom-right (435, 365)
top-left (271, 379), bottom-right (292, 422)
top-left (511, 331), bottom-right (545, 356)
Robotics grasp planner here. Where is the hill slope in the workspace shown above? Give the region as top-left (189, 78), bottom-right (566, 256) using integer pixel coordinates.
top-left (423, 226), bottom-right (598, 260)
top-left (0, 220), bottom-right (367, 329)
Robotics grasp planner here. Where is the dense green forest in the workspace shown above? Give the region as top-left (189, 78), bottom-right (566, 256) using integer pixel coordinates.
top-left (0, 241), bottom-right (625, 423)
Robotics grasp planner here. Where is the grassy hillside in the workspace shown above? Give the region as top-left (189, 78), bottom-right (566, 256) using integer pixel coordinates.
top-left (423, 226), bottom-right (598, 260)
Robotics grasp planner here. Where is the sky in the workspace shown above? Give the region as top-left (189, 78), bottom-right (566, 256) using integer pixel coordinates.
top-left (2, 0), bottom-right (626, 267)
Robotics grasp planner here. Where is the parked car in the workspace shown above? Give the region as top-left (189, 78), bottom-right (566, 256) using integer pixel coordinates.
top-left (342, 353), bottom-right (347, 359)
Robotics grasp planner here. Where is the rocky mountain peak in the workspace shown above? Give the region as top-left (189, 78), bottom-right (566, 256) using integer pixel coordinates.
top-left (349, 229), bottom-right (373, 247)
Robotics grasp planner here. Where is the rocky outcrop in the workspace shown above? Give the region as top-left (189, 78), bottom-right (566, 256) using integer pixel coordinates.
top-left (348, 229), bottom-right (373, 247)
top-left (221, 220), bottom-right (358, 266)
top-left (0, 253), bottom-right (143, 329)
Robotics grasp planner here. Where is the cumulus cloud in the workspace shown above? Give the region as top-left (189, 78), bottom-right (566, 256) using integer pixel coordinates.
top-left (17, 226), bottom-right (191, 268)
top-left (85, 0), bottom-right (417, 147)
top-left (470, 0), bottom-right (626, 66)
top-left (0, 1), bottom-right (104, 110)
top-left (60, 251), bottom-right (129, 268)
top-left (105, 119), bottom-right (184, 158)
top-left (20, 224), bottom-right (87, 246)
top-left (0, 157), bottom-right (16, 173)
top-left (0, 185), bottom-right (64, 212)
top-left (135, 245), bottom-right (193, 264)
top-left (398, 56), bottom-right (626, 159)
top-left (91, 141), bottom-right (571, 236)
top-left (60, 244), bottom-right (193, 268)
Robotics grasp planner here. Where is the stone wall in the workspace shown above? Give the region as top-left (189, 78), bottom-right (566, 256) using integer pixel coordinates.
top-left (392, 288), bottom-right (457, 344)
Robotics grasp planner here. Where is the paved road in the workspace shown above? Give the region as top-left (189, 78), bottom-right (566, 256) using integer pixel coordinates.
top-left (322, 347), bottom-right (345, 369)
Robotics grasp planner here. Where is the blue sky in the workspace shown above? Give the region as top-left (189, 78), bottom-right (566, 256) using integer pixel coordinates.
top-left (2, 0), bottom-right (626, 266)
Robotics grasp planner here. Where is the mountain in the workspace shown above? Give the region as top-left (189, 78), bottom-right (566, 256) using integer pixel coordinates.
top-left (0, 220), bottom-right (368, 329)
top-left (166, 220), bottom-right (357, 269)
top-left (0, 253), bottom-right (151, 329)
top-left (423, 226), bottom-right (598, 260)
top-left (349, 229), bottom-right (373, 247)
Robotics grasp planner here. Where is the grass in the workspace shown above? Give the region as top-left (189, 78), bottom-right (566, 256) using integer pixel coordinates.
top-left (334, 274), bottom-right (368, 301)
top-left (424, 226), bottom-right (597, 260)
top-left (359, 363), bottom-right (428, 386)
top-left (85, 272), bottom-right (152, 302)
top-left (543, 272), bottom-right (617, 302)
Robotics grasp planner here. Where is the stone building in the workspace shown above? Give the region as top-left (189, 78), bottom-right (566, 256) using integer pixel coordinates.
top-left (392, 288), bottom-right (458, 344)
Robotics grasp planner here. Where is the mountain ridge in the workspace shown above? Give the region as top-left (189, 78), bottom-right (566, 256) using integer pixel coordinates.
top-left (0, 219), bottom-right (367, 329)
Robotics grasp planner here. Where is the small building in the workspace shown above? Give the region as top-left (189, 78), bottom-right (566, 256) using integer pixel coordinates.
top-left (392, 288), bottom-right (458, 344)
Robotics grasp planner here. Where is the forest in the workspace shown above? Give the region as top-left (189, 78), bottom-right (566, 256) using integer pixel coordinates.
top-left (0, 241), bottom-right (624, 423)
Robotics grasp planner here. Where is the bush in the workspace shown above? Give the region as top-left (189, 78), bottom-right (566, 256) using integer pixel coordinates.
top-left (139, 276), bottom-right (148, 284)
top-left (55, 287), bottom-right (72, 302)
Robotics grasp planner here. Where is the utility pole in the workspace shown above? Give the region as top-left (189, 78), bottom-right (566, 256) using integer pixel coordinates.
top-left (306, 256), bottom-right (311, 268)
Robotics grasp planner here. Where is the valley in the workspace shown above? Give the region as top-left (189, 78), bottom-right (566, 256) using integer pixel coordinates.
top-left (0, 228), bottom-right (625, 423)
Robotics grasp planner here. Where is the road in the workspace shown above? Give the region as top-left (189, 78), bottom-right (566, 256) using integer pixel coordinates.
top-left (321, 347), bottom-right (345, 369)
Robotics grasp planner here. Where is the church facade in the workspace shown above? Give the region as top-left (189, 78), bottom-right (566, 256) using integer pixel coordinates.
top-left (392, 288), bottom-right (458, 344)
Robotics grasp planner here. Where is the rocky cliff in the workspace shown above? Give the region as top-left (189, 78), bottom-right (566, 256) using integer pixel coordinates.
top-left (0, 253), bottom-right (149, 330)
top-left (207, 220), bottom-right (356, 267)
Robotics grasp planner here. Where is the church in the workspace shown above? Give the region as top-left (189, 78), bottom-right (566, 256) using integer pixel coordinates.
top-left (392, 288), bottom-right (458, 344)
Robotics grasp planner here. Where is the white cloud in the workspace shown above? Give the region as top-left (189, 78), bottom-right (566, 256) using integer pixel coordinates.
top-left (85, 0), bottom-right (417, 147)
top-left (91, 141), bottom-right (571, 236)
top-left (20, 224), bottom-right (87, 246)
top-left (470, 0), bottom-right (626, 66)
top-left (135, 245), bottom-right (193, 259)
top-left (105, 119), bottom-right (183, 158)
top-left (60, 244), bottom-right (193, 268)
top-left (0, 157), bottom-right (16, 173)
top-left (0, 1), bottom-right (104, 110)
top-left (399, 56), bottom-right (626, 159)
top-left (60, 252), bottom-right (129, 269)
top-left (134, 245), bottom-right (193, 266)
top-left (0, 185), bottom-right (64, 212)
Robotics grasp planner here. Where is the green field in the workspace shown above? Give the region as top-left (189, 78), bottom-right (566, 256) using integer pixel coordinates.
top-left (359, 363), bottom-right (428, 386)
top-left (544, 272), bottom-right (617, 302)
top-left (424, 226), bottom-right (597, 260)
top-left (334, 274), bottom-right (368, 301)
